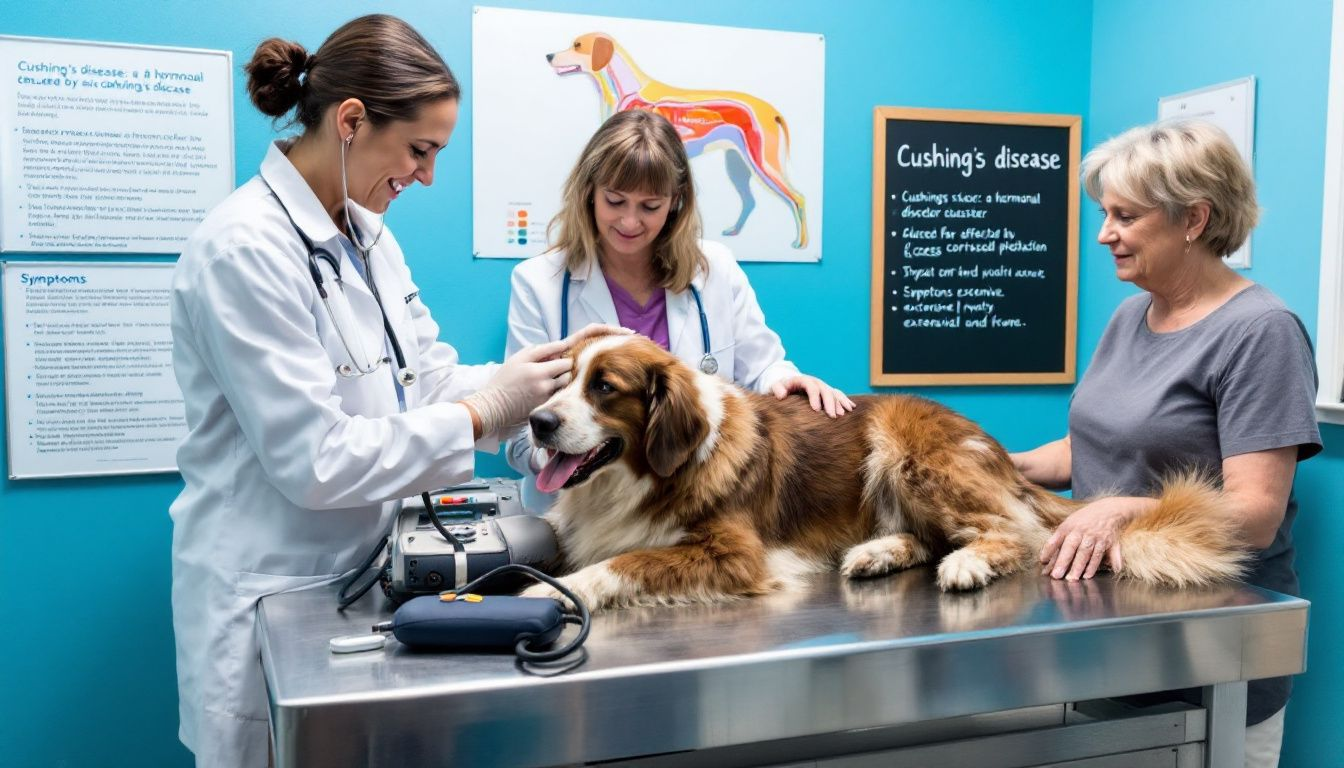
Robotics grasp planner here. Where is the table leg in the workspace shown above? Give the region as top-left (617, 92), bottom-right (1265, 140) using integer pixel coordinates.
top-left (1202, 681), bottom-right (1247, 768)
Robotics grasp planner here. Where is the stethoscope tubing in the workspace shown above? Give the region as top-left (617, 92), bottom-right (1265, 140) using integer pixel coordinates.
top-left (264, 179), bottom-right (416, 386)
top-left (561, 269), bottom-right (717, 375)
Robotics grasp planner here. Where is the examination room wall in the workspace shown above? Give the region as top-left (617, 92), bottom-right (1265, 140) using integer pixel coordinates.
top-left (1085, 2), bottom-right (1341, 764)
top-left (0, 1), bottom-right (1328, 766)
top-left (0, 2), bottom-right (1091, 765)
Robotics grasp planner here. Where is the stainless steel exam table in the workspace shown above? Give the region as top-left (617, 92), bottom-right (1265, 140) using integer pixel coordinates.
top-left (259, 569), bottom-right (1307, 768)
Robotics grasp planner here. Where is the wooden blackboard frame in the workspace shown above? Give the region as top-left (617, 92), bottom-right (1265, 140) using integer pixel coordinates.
top-left (870, 107), bottom-right (1080, 386)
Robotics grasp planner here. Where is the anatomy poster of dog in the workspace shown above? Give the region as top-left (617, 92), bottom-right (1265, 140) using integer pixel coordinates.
top-left (472, 7), bottom-right (825, 262)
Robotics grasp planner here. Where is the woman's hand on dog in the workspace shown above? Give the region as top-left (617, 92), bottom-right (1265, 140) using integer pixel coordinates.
top-left (1040, 497), bottom-right (1156, 581)
top-left (771, 375), bottom-right (856, 418)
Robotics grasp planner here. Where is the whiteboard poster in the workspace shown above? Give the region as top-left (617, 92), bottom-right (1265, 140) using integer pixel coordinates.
top-left (1158, 77), bottom-right (1256, 268)
top-left (3, 262), bottom-right (185, 479)
top-left (0, 35), bottom-right (234, 254)
top-left (472, 6), bottom-right (825, 262)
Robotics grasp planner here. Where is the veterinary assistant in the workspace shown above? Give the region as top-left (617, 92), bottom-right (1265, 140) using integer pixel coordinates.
top-left (506, 110), bottom-right (854, 512)
top-left (168, 15), bottom-right (579, 767)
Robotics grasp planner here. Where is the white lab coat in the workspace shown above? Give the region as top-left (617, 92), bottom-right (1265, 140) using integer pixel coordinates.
top-left (169, 140), bottom-right (497, 767)
top-left (505, 242), bottom-right (799, 512)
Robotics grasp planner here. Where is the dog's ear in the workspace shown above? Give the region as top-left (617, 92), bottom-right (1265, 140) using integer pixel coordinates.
top-left (645, 361), bottom-right (708, 478)
top-left (591, 35), bottom-right (614, 71)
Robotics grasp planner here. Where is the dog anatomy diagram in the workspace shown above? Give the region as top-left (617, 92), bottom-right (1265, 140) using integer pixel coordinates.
top-left (547, 32), bottom-right (808, 249)
top-left (473, 8), bottom-right (824, 262)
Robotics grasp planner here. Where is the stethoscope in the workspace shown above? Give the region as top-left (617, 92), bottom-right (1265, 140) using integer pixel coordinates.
top-left (561, 269), bottom-right (717, 375)
top-left (264, 179), bottom-right (417, 387)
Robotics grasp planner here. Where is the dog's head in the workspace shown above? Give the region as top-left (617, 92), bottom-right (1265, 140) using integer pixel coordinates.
top-left (546, 32), bottom-right (616, 76)
top-left (529, 330), bottom-right (710, 492)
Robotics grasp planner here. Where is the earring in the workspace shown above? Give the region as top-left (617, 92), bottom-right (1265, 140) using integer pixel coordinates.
top-left (345, 134), bottom-right (353, 145)
top-left (1184, 234), bottom-right (1192, 254)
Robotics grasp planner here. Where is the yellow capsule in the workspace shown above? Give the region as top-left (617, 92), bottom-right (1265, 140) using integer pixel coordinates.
top-left (462, 594), bottom-right (484, 603)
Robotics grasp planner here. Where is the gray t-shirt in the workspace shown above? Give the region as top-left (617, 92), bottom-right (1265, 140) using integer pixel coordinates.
top-left (1070, 283), bottom-right (1321, 724)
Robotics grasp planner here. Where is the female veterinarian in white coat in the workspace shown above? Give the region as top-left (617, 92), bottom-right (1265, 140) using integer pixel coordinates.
top-left (507, 110), bottom-right (854, 512)
top-left (169, 16), bottom-right (596, 767)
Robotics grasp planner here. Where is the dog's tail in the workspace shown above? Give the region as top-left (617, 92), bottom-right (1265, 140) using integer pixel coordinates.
top-left (1114, 472), bottom-right (1251, 587)
top-left (1022, 482), bottom-right (1078, 528)
top-left (1025, 471), bottom-right (1251, 588)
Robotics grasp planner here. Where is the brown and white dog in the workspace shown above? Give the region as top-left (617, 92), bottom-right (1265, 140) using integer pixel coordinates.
top-left (521, 332), bottom-right (1249, 611)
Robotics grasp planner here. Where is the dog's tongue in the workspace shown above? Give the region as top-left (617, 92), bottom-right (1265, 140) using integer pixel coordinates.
top-left (536, 451), bottom-right (587, 494)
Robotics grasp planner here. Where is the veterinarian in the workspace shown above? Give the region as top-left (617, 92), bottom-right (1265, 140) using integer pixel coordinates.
top-left (1010, 119), bottom-right (1321, 767)
top-left (505, 109), bottom-right (853, 512)
top-left (168, 16), bottom-right (604, 767)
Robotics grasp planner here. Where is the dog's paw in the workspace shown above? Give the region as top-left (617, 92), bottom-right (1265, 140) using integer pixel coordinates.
top-left (936, 549), bottom-right (995, 591)
top-left (520, 563), bottom-right (627, 612)
top-left (841, 540), bottom-right (898, 578)
top-left (519, 581), bottom-right (567, 606)
top-left (841, 535), bottom-right (924, 579)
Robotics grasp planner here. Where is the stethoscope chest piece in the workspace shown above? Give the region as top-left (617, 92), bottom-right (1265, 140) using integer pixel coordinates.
top-left (699, 354), bottom-right (719, 375)
top-left (397, 368), bottom-right (418, 387)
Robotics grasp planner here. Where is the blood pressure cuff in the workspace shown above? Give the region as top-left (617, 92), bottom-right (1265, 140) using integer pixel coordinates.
top-left (391, 594), bottom-right (565, 651)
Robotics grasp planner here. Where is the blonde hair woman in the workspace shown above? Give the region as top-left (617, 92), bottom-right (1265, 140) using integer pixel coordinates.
top-left (1011, 120), bottom-right (1320, 768)
top-left (507, 109), bottom-right (852, 512)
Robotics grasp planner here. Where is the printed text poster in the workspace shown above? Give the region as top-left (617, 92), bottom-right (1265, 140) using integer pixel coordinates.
top-left (0, 36), bottom-right (233, 253)
top-left (3, 262), bottom-right (185, 478)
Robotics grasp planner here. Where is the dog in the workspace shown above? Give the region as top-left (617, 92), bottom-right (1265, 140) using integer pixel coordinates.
top-left (546, 31), bottom-right (809, 249)
top-left (521, 332), bottom-right (1249, 611)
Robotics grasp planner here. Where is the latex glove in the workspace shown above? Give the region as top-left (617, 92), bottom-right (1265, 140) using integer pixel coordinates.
top-left (463, 340), bottom-right (572, 438)
top-left (528, 445), bottom-right (552, 474)
top-left (770, 374), bottom-right (856, 418)
top-left (465, 324), bottom-right (632, 439)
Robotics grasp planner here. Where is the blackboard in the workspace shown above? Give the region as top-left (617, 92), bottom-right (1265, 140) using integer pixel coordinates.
top-left (870, 108), bottom-right (1079, 386)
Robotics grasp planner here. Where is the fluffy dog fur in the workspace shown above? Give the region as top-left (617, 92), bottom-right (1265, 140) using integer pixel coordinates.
top-left (522, 333), bottom-right (1249, 611)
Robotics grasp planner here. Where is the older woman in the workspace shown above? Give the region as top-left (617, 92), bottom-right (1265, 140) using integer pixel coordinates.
top-left (1011, 119), bottom-right (1320, 767)
top-left (507, 109), bottom-right (852, 512)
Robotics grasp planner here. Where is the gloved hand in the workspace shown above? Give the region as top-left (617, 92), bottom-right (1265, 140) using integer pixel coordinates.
top-left (463, 341), bottom-right (572, 439)
top-left (465, 324), bottom-right (632, 439)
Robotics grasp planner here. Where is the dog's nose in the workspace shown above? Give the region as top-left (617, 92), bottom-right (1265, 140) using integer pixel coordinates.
top-left (530, 410), bottom-right (562, 441)
top-left (545, 53), bottom-right (554, 62)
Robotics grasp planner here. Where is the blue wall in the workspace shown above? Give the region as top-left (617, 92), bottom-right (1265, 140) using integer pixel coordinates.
top-left (1085, 2), bottom-right (1339, 764)
top-left (0, 1), bottom-right (1333, 766)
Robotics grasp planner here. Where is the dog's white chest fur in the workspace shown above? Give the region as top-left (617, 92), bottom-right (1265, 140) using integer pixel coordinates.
top-left (546, 464), bottom-right (684, 568)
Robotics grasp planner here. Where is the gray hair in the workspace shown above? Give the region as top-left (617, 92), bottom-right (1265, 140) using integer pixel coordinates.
top-left (1082, 119), bottom-right (1259, 257)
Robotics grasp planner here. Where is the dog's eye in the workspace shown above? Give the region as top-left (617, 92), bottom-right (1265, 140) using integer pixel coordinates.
top-left (590, 379), bottom-right (616, 395)
top-left (574, 41), bottom-right (582, 50)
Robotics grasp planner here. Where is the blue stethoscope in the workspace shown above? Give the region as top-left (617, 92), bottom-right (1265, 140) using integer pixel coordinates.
top-left (265, 179), bottom-right (417, 387)
top-left (562, 269), bottom-right (717, 375)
